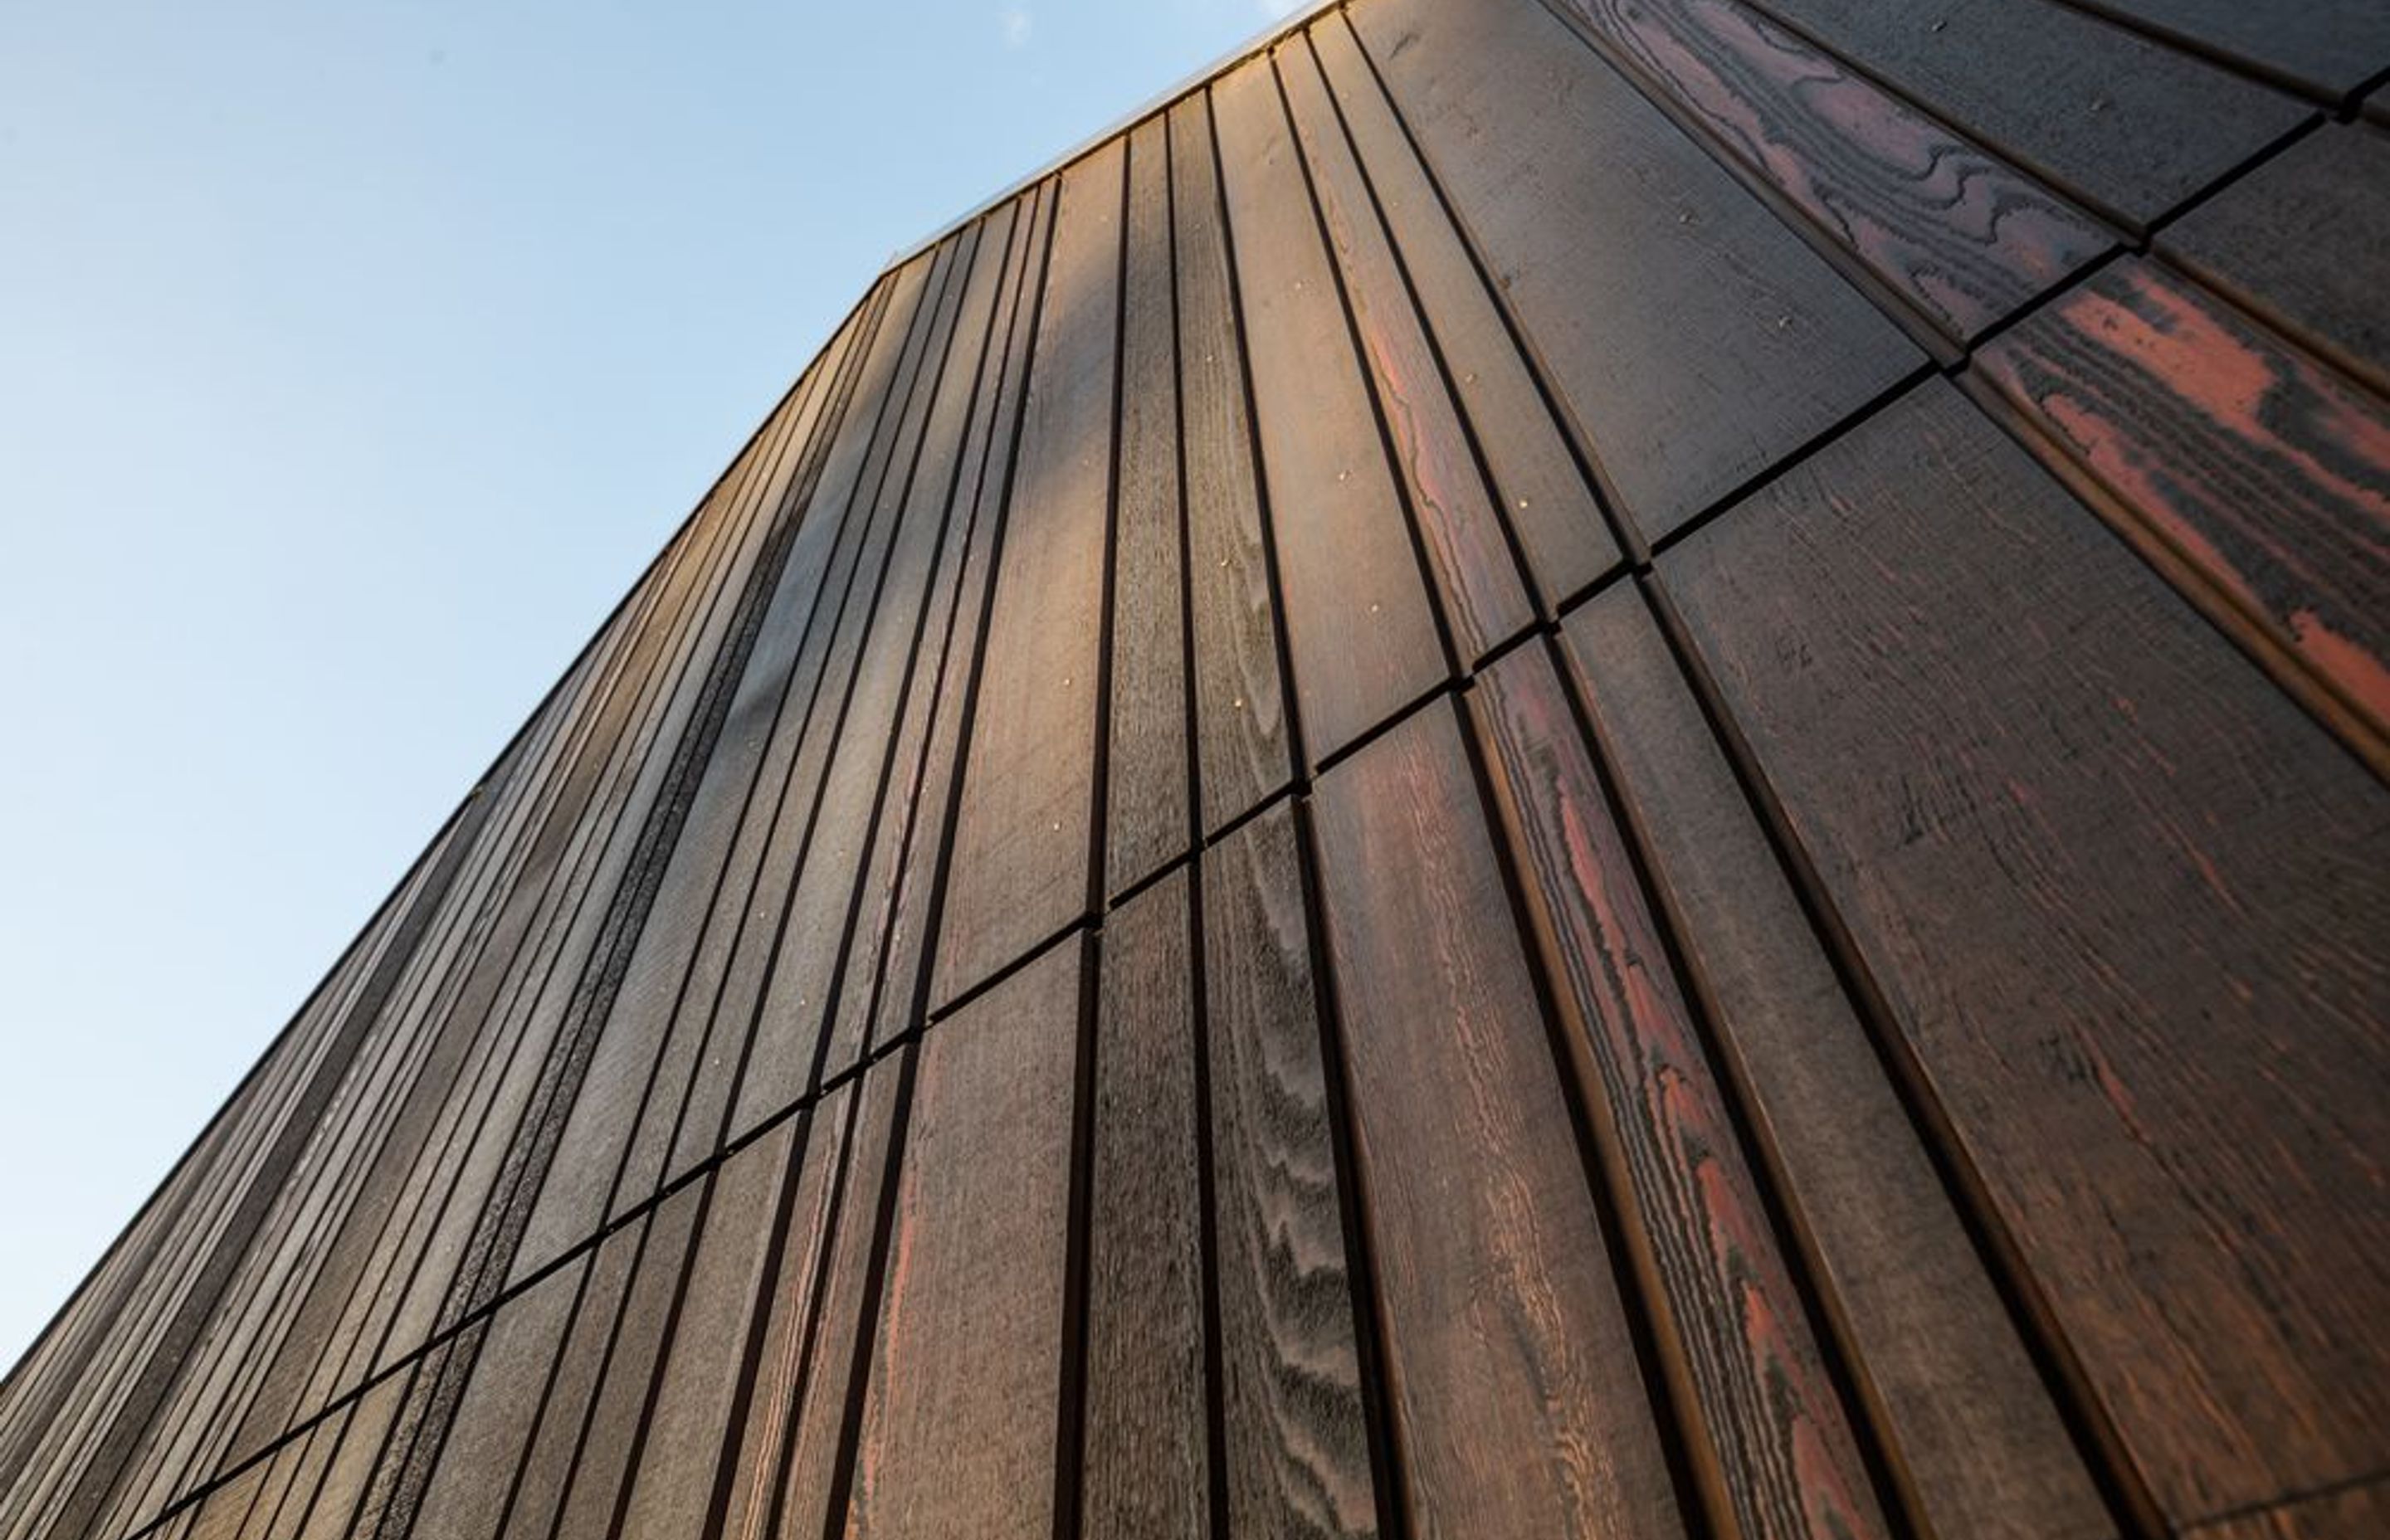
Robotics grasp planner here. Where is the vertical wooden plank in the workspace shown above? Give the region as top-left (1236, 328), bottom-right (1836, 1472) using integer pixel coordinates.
top-left (1541, 0), bottom-right (2111, 342)
top-left (934, 146), bottom-right (1125, 1007)
top-left (1972, 259), bottom-right (2390, 752)
top-left (1661, 378), bottom-right (2390, 1525)
top-left (764, 1063), bottom-right (902, 1540)
top-left (1739, 0), bottom-right (2303, 226)
top-left (828, 191), bottom-right (1046, 1079)
top-left (1212, 54), bottom-right (1449, 760)
top-left (1311, 704), bottom-right (1685, 1539)
top-left (540, 1180), bottom-right (705, 1540)
top-left (727, 217), bottom-right (1011, 1135)
top-left (1169, 95), bottom-right (1295, 836)
top-left (1084, 870), bottom-right (1207, 1538)
top-left (1202, 804), bottom-right (1379, 1538)
top-left (401, 1257), bottom-right (585, 1540)
top-left (612, 1119), bottom-right (796, 1538)
top-left (1469, 643), bottom-right (1888, 1540)
top-left (861, 186), bottom-right (1056, 1059)
top-left (1307, 13), bottom-right (1619, 605)
top-left (1275, 37), bottom-right (1535, 656)
top-left (496, 1216), bottom-right (644, 1540)
top-left (2071, 0), bottom-right (2390, 100)
top-left (715, 1087), bottom-right (849, 1540)
top-left (2160, 123), bottom-right (2390, 398)
top-left (1349, 0), bottom-right (1923, 543)
top-left (1559, 584), bottom-right (2111, 1540)
top-left (847, 938), bottom-right (1082, 1540)
top-left (1106, 118), bottom-right (1196, 896)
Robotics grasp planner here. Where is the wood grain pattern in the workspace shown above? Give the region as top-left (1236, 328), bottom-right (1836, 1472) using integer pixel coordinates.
top-left (1275, 36), bottom-right (1536, 660)
top-left (612, 1120), bottom-right (793, 1539)
top-left (1311, 703), bottom-right (1685, 1540)
top-left (1663, 378), bottom-right (2390, 1524)
top-left (715, 1089), bottom-right (847, 1540)
top-left (2161, 124), bottom-right (2390, 397)
top-left (1560, 583), bottom-right (2111, 1540)
top-left (1305, 14), bottom-right (1619, 606)
top-left (1351, 0), bottom-right (1923, 544)
top-left (1170, 95), bottom-right (1296, 834)
top-left (1107, 118), bottom-right (1196, 897)
top-left (534, 1178), bottom-right (704, 1540)
top-left (1468, 642), bottom-right (1889, 1540)
top-left (1750, 0), bottom-right (2308, 227)
top-left (1549, 0), bottom-right (2113, 341)
top-left (1974, 258), bottom-right (2390, 745)
top-left (485, 1204), bottom-right (642, 1540)
top-left (847, 938), bottom-right (1081, 1540)
top-left (1211, 53), bottom-right (1449, 759)
top-left (767, 1063), bottom-right (902, 1540)
top-left (1085, 870), bottom-right (1209, 1538)
top-left (400, 1258), bottom-right (584, 1540)
top-left (933, 146), bottom-right (1123, 1007)
top-left (1202, 804), bottom-right (1379, 1538)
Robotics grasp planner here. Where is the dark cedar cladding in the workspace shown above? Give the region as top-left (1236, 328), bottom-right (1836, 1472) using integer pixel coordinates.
top-left (7, 2), bottom-right (2390, 1538)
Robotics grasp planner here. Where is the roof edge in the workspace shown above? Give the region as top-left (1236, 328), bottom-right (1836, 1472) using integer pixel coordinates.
top-left (885, 0), bottom-right (1346, 269)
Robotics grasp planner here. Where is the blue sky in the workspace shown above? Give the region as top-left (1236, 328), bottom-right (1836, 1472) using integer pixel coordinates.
top-left (0, 0), bottom-right (1303, 1371)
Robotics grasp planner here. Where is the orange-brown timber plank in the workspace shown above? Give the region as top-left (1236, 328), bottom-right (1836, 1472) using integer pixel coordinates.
top-left (1310, 703), bottom-right (1685, 1538)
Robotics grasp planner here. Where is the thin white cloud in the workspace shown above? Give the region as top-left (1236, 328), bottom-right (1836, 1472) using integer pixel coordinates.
top-left (1002, 6), bottom-right (1033, 47)
top-left (1256, 0), bottom-right (1306, 18)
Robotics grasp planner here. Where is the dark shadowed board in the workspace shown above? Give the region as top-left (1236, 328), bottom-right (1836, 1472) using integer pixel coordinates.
top-left (1275, 37), bottom-right (1536, 661)
top-left (832, 192), bottom-right (1046, 1079)
top-left (767, 1064), bottom-right (902, 1539)
top-left (1559, 585), bottom-right (2110, 1540)
top-left (1169, 95), bottom-right (1297, 833)
top-left (1084, 870), bottom-right (1208, 1538)
top-left (933, 146), bottom-right (1124, 1009)
top-left (1467, 643), bottom-right (1890, 1540)
top-left (1106, 118), bottom-right (1196, 897)
top-left (865, 186), bottom-right (1056, 1059)
top-left (1973, 259), bottom-right (2390, 748)
top-left (2075, 0), bottom-right (2390, 100)
top-left (714, 1093), bottom-right (844, 1540)
top-left (1210, 53), bottom-right (1450, 759)
top-left (1737, 0), bottom-right (2307, 227)
top-left (1310, 703), bottom-right (1686, 1539)
top-left (612, 1119), bottom-right (796, 1538)
top-left (846, 938), bottom-right (1081, 1540)
top-left (1201, 803), bottom-right (1379, 1538)
top-left (1663, 378), bottom-right (2390, 1525)
top-left (1544, 0), bottom-right (2113, 342)
top-left (1352, 0), bottom-right (1924, 546)
top-left (1305, 15), bottom-right (1618, 606)
top-left (2161, 123), bottom-right (2390, 397)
